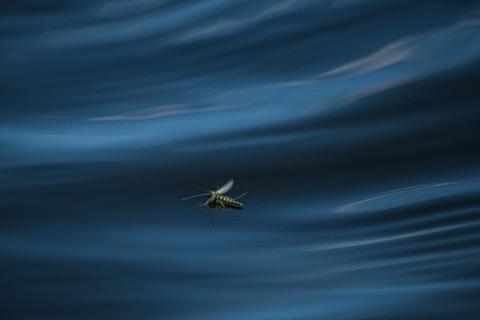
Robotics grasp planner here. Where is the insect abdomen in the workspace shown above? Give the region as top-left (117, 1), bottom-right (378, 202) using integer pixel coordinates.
top-left (218, 195), bottom-right (243, 209)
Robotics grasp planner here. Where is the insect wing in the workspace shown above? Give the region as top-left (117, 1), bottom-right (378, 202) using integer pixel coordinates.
top-left (216, 179), bottom-right (234, 194)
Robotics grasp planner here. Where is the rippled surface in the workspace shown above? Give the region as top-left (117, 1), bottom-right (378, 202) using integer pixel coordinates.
top-left (2, 1), bottom-right (480, 319)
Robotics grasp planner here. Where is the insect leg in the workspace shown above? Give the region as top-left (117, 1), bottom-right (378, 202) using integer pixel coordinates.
top-left (182, 193), bottom-right (210, 200)
top-left (235, 191), bottom-right (248, 200)
top-left (198, 198), bottom-right (210, 207)
top-left (219, 201), bottom-right (231, 214)
top-left (210, 209), bottom-right (215, 227)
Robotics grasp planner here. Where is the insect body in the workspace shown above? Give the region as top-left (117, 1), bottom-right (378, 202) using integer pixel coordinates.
top-left (209, 192), bottom-right (244, 209)
top-left (182, 179), bottom-right (247, 210)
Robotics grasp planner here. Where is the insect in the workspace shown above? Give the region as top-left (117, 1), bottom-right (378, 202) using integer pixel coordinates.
top-left (182, 179), bottom-right (247, 211)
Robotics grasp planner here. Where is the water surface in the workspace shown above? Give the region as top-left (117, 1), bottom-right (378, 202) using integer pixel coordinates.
top-left (2, 1), bottom-right (480, 319)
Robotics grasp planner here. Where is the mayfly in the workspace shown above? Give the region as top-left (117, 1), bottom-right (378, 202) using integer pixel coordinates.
top-left (182, 179), bottom-right (247, 211)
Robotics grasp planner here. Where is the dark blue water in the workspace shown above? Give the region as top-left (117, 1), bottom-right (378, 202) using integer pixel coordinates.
top-left (2, 1), bottom-right (480, 319)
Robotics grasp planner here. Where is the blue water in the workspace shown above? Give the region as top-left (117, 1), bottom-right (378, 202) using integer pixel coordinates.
top-left (2, 1), bottom-right (480, 319)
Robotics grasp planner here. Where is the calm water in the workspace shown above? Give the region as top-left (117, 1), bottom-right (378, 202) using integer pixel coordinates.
top-left (2, 1), bottom-right (480, 319)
